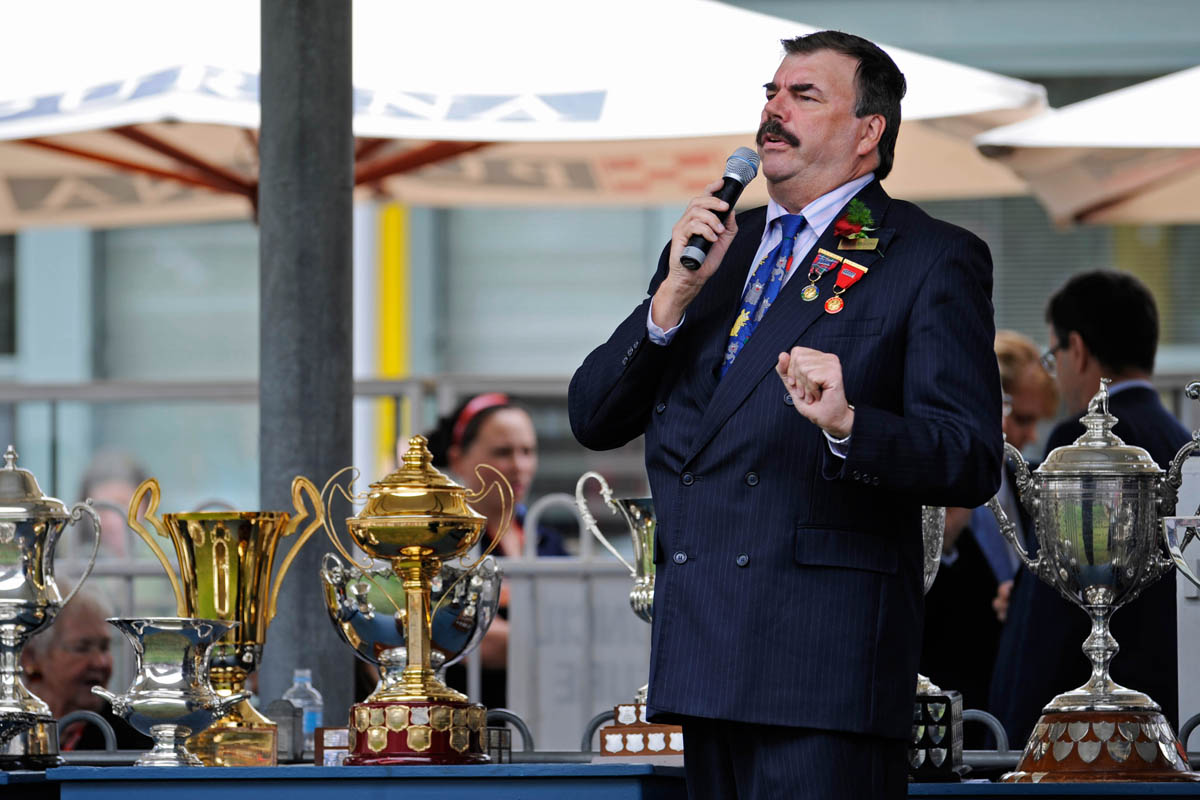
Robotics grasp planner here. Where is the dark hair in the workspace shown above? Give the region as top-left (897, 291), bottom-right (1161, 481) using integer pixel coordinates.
top-left (781, 31), bottom-right (906, 180)
top-left (1045, 270), bottom-right (1158, 374)
top-left (424, 394), bottom-right (515, 468)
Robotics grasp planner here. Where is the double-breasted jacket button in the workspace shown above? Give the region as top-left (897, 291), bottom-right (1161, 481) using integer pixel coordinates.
top-left (673, 551), bottom-right (688, 565)
top-left (655, 402), bottom-right (667, 414)
top-left (784, 393), bottom-right (794, 406)
top-left (744, 472), bottom-right (759, 487)
top-left (681, 472), bottom-right (695, 486)
top-left (735, 553), bottom-right (750, 567)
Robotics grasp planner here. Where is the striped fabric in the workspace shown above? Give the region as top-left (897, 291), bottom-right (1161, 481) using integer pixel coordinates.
top-left (569, 179), bottom-right (1004, 746)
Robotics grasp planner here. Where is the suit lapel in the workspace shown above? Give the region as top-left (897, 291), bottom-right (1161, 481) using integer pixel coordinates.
top-left (684, 181), bottom-right (894, 465)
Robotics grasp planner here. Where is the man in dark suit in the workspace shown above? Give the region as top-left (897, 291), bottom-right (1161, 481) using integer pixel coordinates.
top-left (569, 31), bottom-right (1002, 799)
top-left (989, 270), bottom-right (1189, 750)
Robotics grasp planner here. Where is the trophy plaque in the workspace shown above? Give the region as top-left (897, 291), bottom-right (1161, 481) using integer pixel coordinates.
top-left (576, 471), bottom-right (683, 757)
top-left (990, 380), bottom-right (1200, 782)
top-left (322, 435), bottom-right (511, 765)
top-left (0, 446), bottom-right (101, 768)
top-left (128, 475), bottom-right (324, 766)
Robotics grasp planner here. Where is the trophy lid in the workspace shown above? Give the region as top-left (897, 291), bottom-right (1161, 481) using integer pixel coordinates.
top-left (354, 435), bottom-right (484, 523)
top-left (0, 445), bottom-right (71, 519)
top-left (1038, 380), bottom-right (1162, 476)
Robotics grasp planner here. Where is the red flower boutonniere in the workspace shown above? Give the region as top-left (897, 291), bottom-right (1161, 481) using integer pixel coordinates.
top-left (833, 199), bottom-right (877, 240)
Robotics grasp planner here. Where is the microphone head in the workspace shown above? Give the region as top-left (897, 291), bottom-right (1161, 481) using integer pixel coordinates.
top-left (724, 146), bottom-right (760, 186)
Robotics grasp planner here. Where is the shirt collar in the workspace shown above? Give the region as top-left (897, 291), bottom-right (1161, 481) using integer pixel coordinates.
top-left (1106, 378), bottom-right (1156, 397)
top-left (764, 173), bottom-right (875, 237)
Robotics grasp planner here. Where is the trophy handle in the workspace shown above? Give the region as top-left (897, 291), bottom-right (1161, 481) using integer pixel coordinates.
top-left (213, 690), bottom-right (253, 718)
top-left (127, 478), bottom-right (186, 615)
top-left (462, 463), bottom-right (514, 562)
top-left (1163, 516), bottom-right (1200, 590)
top-left (268, 476), bottom-right (325, 622)
top-left (575, 471), bottom-right (636, 576)
top-left (1161, 437), bottom-right (1199, 517)
top-left (1003, 440), bottom-right (1038, 518)
top-left (986, 495), bottom-right (1039, 574)
top-left (53, 500), bottom-right (104, 609)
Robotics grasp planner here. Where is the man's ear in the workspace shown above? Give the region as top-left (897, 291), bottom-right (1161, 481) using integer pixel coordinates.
top-left (857, 114), bottom-right (885, 158)
top-left (1067, 330), bottom-right (1091, 372)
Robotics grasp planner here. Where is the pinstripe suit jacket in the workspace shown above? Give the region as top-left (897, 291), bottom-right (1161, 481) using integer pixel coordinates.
top-left (568, 179), bottom-right (1004, 739)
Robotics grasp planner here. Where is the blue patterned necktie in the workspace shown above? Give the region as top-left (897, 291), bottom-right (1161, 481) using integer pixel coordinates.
top-left (720, 213), bottom-right (806, 377)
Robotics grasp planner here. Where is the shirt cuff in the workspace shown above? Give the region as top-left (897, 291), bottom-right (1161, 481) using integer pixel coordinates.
top-left (646, 299), bottom-right (684, 345)
top-left (824, 430), bottom-right (851, 459)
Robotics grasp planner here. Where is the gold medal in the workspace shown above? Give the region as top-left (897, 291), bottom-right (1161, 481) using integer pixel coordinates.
top-left (824, 296), bottom-right (844, 314)
top-left (801, 284), bottom-right (819, 302)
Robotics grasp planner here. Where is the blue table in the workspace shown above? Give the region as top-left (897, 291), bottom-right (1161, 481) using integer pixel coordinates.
top-left (37, 764), bottom-right (1200, 798)
top-left (48, 763), bottom-right (689, 800)
top-left (0, 769), bottom-right (54, 799)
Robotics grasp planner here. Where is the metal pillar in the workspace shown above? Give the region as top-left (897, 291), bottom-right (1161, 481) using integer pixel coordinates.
top-left (257, 0), bottom-right (354, 717)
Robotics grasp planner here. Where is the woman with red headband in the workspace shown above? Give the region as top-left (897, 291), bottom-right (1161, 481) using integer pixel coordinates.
top-left (424, 393), bottom-right (568, 708)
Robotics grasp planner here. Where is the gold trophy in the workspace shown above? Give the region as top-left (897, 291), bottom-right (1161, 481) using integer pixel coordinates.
top-left (127, 476), bottom-right (323, 766)
top-left (323, 434), bottom-right (511, 765)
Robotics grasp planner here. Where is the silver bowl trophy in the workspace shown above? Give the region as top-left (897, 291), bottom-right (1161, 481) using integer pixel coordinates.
top-left (320, 553), bottom-right (502, 694)
top-left (576, 472), bottom-right (683, 757)
top-left (989, 379), bottom-right (1200, 782)
top-left (0, 445), bottom-right (101, 768)
top-left (911, 505), bottom-right (968, 781)
top-left (93, 617), bottom-right (248, 766)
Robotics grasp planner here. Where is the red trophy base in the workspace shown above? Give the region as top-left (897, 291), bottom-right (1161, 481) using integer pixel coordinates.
top-left (1004, 710), bottom-right (1200, 782)
top-left (344, 699), bottom-right (489, 765)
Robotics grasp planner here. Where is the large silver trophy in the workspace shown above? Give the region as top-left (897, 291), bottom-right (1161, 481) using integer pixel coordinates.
top-left (0, 445), bottom-right (101, 768)
top-left (576, 472), bottom-right (682, 757)
top-left (989, 379), bottom-right (1200, 782)
top-left (93, 617), bottom-right (248, 766)
top-left (320, 553), bottom-right (502, 691)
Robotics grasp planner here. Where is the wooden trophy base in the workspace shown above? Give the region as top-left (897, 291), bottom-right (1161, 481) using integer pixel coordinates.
top-left (910, 690), bottom-right (968, 781)
top-left (1004, 709), bottom-right (1200, 782)
top-left (598, 703), bottom-right (684, 757)
top-left (345, 699), bottom-right (488, 765)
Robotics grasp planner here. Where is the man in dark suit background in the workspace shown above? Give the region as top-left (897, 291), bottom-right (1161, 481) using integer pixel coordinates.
top-left (569, 31), bottom-right (1002, 799)
top-left (990, 270), bottom-right (1189, 749)
top-left (922, 331), bottom-right (1058, 746)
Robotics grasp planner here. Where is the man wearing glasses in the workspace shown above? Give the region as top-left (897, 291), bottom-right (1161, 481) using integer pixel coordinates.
top-left (990, 269), bottom-right (1190, 750)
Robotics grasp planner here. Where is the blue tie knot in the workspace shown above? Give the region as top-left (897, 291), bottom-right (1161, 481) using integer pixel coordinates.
top-left (778, 213), bottom-right (805, 241)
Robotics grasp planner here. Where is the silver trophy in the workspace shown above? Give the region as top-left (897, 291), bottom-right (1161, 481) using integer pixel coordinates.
top-left (575, 472), bottom-right (654, 628)
top-left (988, 379), bottom-right (1200, 782)
top-left (0, 445), bottom-right (101, 768)
top-left (93, 617), bottom-right (248, 767)
top-left (320, 553), bottom-right (502, 689)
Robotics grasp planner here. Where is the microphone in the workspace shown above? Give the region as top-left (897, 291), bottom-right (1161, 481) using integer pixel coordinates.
top-left (680, 146), bottom-right (760, 270)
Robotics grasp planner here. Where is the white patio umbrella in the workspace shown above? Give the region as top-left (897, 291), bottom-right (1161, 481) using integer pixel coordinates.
top-left (975, 65), bottom-right (1200, 225)
top-left (0, 0), bottom-right (1044, 232)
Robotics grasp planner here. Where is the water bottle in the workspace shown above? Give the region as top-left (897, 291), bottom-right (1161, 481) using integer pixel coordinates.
top-left (281, 668), bottom-right (324, 760)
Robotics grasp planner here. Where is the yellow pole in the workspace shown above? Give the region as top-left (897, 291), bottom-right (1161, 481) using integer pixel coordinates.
top-left (377, 203), bottom-right (410, 473)
top-left (1113, 225), bottom-right (1171, 343)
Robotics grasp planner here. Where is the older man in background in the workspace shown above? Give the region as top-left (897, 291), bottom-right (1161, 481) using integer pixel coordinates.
top-left (21, 590), bottom-right (149, 751)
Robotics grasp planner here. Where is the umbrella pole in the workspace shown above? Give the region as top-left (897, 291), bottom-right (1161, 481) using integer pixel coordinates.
top-left (257, 0), bottom-right (355, 722)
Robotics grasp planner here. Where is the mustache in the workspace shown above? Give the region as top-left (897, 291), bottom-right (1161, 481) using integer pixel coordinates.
top-left (756, 119), bottom-right (799, 147)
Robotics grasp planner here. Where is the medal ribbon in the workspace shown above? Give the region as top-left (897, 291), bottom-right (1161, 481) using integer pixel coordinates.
top-left (831, 261), bottom-right (867, 297)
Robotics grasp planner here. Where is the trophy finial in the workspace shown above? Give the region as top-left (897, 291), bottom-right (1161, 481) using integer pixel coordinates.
top-left (3, 445), bottom-right (16, 470)
top-left (401, 435), bottom-right (433, 472)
